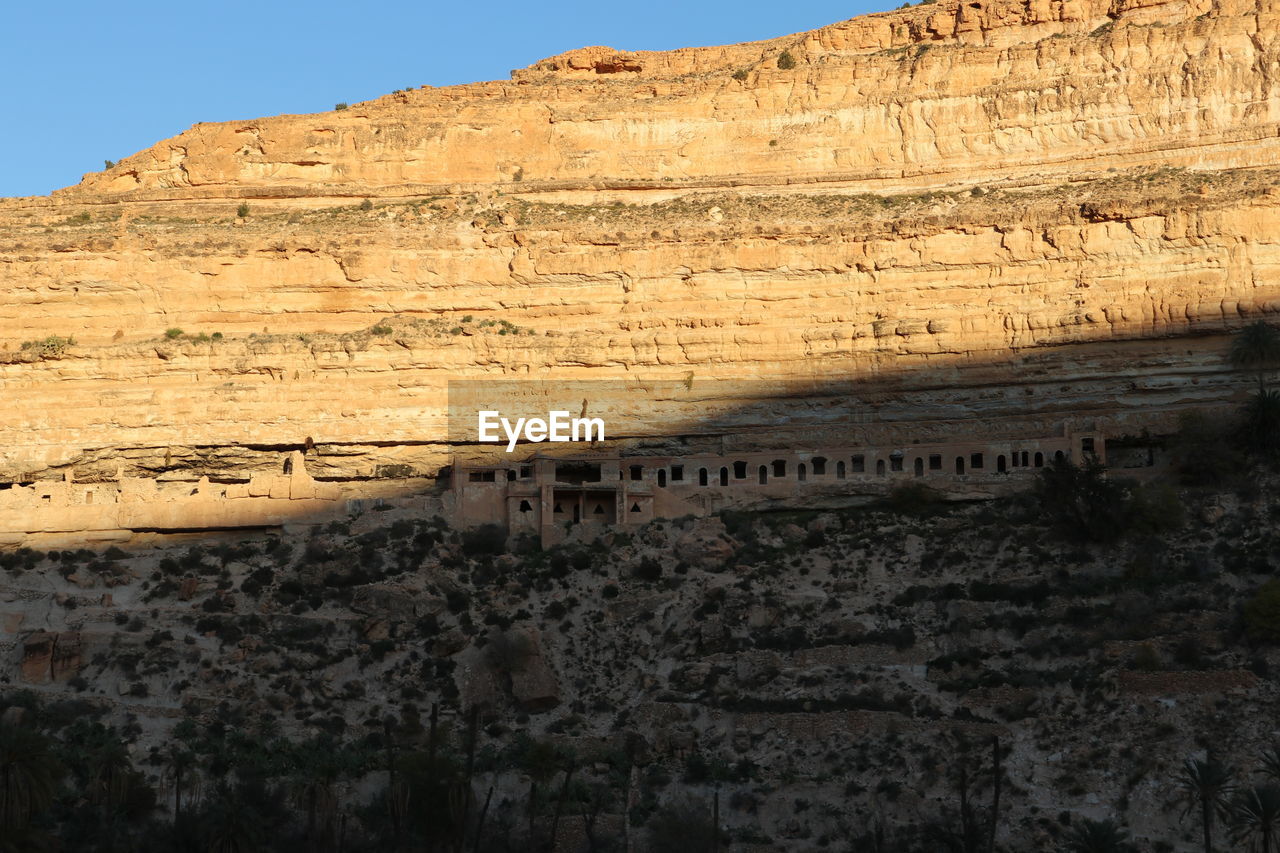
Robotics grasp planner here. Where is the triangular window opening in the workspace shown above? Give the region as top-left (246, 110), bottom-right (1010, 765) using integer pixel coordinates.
top-left (630, 503), bottom-right (641, 513)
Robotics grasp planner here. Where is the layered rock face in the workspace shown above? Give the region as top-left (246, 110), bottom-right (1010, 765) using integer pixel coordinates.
top-left (1, 0), bottom-right (1278, 485)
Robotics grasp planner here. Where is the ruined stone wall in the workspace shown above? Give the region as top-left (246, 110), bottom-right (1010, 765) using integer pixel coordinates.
top-left (0, 453), bottom-right (343, 545)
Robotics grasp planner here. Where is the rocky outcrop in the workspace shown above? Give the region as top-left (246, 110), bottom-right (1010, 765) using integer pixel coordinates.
top-left (20, 630), bottom-right (82, 683)
top-left (508, 629), bottom-right (561, 712)
top-left (49, 0), bottom-right (1269, 200)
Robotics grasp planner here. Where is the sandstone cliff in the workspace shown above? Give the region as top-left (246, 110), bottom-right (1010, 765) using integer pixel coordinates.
top-left (1, 0), bottom-right (1278, 486)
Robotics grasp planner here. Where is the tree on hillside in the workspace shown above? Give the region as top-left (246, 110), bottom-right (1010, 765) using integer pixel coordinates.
top-left (0, 718), bottom-right (63, 836)
top-left (201, 783), bottom-right (263, 853)
top-left (1176, 753), bottom-right (1236, 853)
top-left (1262, 746), bottom-right (1280, 786)
top-left (1245, 581), bottom-right (1280, 645)
top-left (1230, 784), bottom-right (1280, 853)
top-left (1242, 389), bottom-right (1280, 456)
top-left (1060, 817), bottom-right (1135, 853)
top-left (1036, 458), bottom-right (1130, 543)
top-left (1230, 320), bottom-right (1280, 392)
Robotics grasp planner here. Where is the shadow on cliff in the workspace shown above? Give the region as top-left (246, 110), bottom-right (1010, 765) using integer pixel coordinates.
top-left (1, 327), bottom-right (1255, 554)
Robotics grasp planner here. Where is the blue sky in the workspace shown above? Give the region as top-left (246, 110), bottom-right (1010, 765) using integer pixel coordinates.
top-left (0, 1), bottom-right (894, 198)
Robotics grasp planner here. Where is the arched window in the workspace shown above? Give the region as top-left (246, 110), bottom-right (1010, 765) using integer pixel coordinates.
top-left (1021, 451), bottom-right (1029, 467)
top-left (657, 470), bottom-right (667, 487)
top-left (699, 468), bottom-right (708, 486)
top-left (955, 457), bottom-right (965, 475)
top-left (836, 461), bottom-right (846, 479)
top-left (876, 459), bottom-right (886, 476)
top-left (719, 467), bottom-right (729, 486)
top-left (758, 465), bottom-right (768, 484)
top-left (1034, 452), bottom-right (1044, 467)
top-left (798, 463), bottom-right (808, 482)
top-left (913, 457), bottom-right (924, 477)
top-left (997, 455), bottom-right (1007, 473)
top-left (507, 469), bottom-right (517, 481)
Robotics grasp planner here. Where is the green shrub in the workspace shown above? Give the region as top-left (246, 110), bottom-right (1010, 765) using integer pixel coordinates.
top-left (335, 102), bottom-right (349, 111)
top-left (370, 324), bottom-right (393, 336)
top-left (164, 328), bottom-right (184, 339)
top-left (20, 335), bottom-right (75, 359)
top-left (1169, 410), bottom-right (1247, 486)
top-left (879, 482), bottom-right (945, 517)
top-left (732, 68), bottom-right (749, 81)
top-left (777, 51), bottom-right (796, 70)
top-left (104, 159), bottom-right (115, 170)
top-left (236, 202), bottom-right (250, 218)
top-left (1242, 389), bottom-right (1280, 456)
top-left (646, 801), bottom-right (719, 850)
top-left (1244, 580), bottom-right (1280, 644)
top-left (1036, 458), bottom-right (1129, 543)
top-left (359, 198), bottom-right (373, 211)
top-left (1126, 481), bottom-right (1185, 535)
top-left (1130, 643), bottom-right (1161, 671)
top-left (460, 524), bottom-right (507, 557)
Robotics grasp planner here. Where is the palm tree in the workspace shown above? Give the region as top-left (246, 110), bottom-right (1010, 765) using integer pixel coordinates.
top-left (88, 738), bottom-right (133, 810)
top-left (164, 745), bottom-right (197, 821)
top-left (1232, 785), bottom-right (1280, 853)
top-left (1230, 320), bottom-right (1280, 391)
top-left (202, 783), bottom-right (261, 853)
top-left (1177, 754), bottom-right (1237, 853)
top-left (1243, 389), bottom-right (1280, 455)
top-left (0, 720), bottom-right (62, 831)
top-left (1262, 746), bottom-right (1280, 785)
top-left (1061, 817), bottom-right (1134, 853)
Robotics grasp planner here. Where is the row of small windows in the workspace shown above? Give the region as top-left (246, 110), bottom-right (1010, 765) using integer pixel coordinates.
top-left (516, 499), bottom-right (643, 515)
top-left (471, 446), bottom-right (1081, 486)
top-left (664, 449), bottom-right (1069, 486)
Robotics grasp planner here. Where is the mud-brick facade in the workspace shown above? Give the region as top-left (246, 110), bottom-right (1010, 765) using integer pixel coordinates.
top-left (447, 428), bottom-right (1106, 546)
